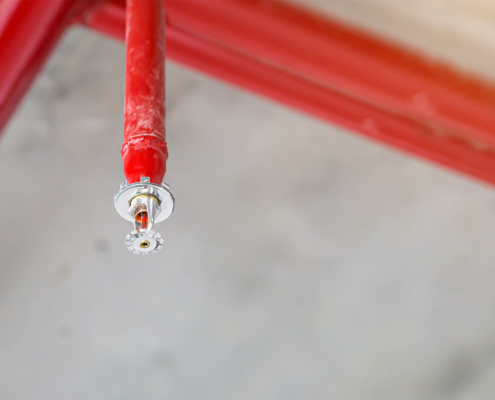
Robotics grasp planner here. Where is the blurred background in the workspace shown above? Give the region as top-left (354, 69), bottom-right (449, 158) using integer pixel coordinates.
top-left (3, 0), bottom-right (495, 398)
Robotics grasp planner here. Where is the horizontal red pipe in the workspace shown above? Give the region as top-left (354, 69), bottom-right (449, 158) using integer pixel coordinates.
top-left (165, 0), bottom-right (495, 151)
top-left (123, 0), bottom-right (167, 184)
top-left (0, 0), bottom-right (87, 134)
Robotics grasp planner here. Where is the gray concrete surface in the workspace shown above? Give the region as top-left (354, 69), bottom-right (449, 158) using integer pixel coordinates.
top-left (3, 2), bottom-right (495, 398)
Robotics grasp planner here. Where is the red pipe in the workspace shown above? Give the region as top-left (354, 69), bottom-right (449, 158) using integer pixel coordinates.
top-left (0, 0), bottom-right (87, 134)
top-left (123, 0), bottom-right (167, 184)
top-left (165, 28), bottom-right (495, 187)
top-left (164, 0), bottom-right (495, 150)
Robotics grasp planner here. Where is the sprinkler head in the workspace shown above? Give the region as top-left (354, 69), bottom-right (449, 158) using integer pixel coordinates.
top-left (114, 177), bottom-right (174, 255)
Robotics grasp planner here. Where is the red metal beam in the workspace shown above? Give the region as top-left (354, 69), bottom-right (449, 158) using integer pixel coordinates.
top-left (0, 0), bottom-right (88, 134)
top-left (123, 0), bottom-right (167, 184)
top-left (81, 0), bottom-right (495, 186)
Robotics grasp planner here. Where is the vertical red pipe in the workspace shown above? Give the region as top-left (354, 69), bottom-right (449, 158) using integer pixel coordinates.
top-left (123, 0), bottom-right (167, 184)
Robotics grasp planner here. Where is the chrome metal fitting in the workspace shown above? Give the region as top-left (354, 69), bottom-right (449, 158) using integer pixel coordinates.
top-left (114, 177), bottom-right (174, 255)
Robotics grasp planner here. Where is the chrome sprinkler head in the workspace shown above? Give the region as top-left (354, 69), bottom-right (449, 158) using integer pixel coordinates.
top-left (114, 177), bottom-right (174, 255)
